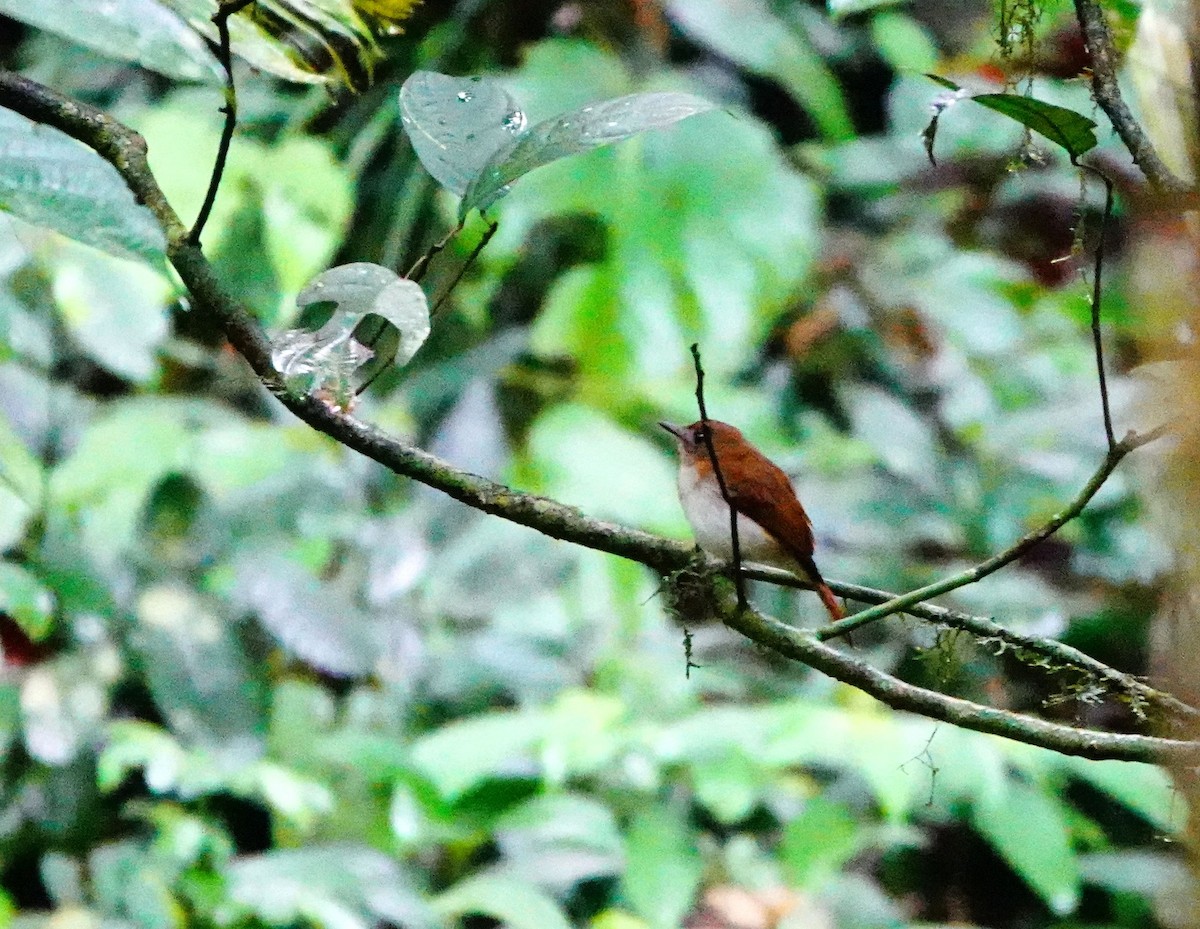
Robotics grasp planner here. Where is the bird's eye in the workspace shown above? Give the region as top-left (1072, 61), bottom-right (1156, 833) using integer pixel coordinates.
top-left (692, 425), bottom-right (708, 444)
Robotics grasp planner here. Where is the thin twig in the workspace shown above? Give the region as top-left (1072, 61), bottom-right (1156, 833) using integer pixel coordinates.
top-left (1072, 0), bottom-right (1190, 195)
top-left (406, 222), bottom-right (464, 283)
top-left (355, 220), bottom-right (499, 397)
top-left (690, 343), bottom-right (746, 607)
top-left (1080, 163), bottom-right (1116, 449)
top-left (4, 71), bottom-right (1197, 763)
top-left (815, 423), bottom-right (1171, 641)
top-left (430, 219), bottom-right (498, 317)
top-left (190, 0), bottom-right (255, 245)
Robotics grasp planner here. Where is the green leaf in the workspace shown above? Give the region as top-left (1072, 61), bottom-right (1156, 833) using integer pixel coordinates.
top-left (228, 845), bottom-right (435, 929)
top-left (272, 263), bottom-right (429, 407)
top-left (871, 12), bottom-right (939, 73)
top-left (0, 0), bottom-right (221, 82)
top-left (829, 0), bottom-right (904, 13)
top-left (0, 410), bottom-right (42, 552)
top-left (620, 804), bottom-right (702, 929)
top-left (410, 710), bottom-right (544, 800)
top-left (0, 562), bottom-right (54, 641)
top-left (434, 874), bottom-right (572, 929)
top-left (779, 797), bottom-right (861, 887)
top-left (1065, 758), bottom-right (1183, 834)
top-left (667, 0), bottom-right (853, 140)
top-left (399, 71), bottom-right (528, 195)
top-left (134, 584), bottom-right (263, 746)
top-left (690, 749), bottom-right (763, 824)
top-left (461, 90), bottom-right (717, 217)
top-left (971, 776), bottom-right (1080, 914)
top-left (972, 93), bottom-right (1098, 159)
top-left (0, 110), bottom-right (166, 264)
top-left (49, 240), bottom-right (170, 382)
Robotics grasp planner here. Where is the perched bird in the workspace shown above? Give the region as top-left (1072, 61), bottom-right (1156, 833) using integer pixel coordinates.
top-left (660, 419), bottom-right (844, 619)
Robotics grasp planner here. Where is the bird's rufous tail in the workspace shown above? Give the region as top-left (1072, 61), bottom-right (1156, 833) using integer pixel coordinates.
top-left (817, 582), bottom-right (844, 620)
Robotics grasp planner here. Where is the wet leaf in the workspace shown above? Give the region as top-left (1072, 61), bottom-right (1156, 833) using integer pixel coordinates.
top-left (0, 110), bottom-right (166, 264)
top-left (399, 72), bottom-right (528, 195)
top-left (461, 90), bottom-right (717, 217)
top-left (0, 0), bottom-right (220, 81)
top-left (272, 262), bottom-right (428, 406)
top-left (399, 71), bottom-right (715, 220)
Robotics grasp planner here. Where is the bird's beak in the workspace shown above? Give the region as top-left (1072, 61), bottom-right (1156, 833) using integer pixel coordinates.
top-left (658, 421), bottom-right (685, 441)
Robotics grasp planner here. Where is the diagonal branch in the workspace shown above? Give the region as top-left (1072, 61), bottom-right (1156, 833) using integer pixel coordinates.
top-left (815, 423), bottom-right (1169, 641)
top-left (2, 70), bottom-right (1196, 763)
top-left (1073, 0), bottom-right (1191, 195)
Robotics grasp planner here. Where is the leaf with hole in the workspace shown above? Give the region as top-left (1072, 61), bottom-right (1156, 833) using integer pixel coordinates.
top-left (271, 262), bottom-right (429, 407)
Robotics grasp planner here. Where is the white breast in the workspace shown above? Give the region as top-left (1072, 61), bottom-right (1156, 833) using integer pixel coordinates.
top-left (677, 460), bottom-right (784, 566)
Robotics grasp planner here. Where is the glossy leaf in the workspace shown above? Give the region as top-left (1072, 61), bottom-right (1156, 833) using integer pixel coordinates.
top-left (972, 93), bottom-right (1098, 158)
top-left (399, 72), bottom-right (528, 195)
top-left (399, 70), bottom-right (715, 220)
top-left (922, 76), bottom-right (1098, 162)
top-left (0, 110), bottom-right (166, 264)
top-left (461, 90), bottom-right (717, 216)
top-left (0, 0), bottom-right (220, 82)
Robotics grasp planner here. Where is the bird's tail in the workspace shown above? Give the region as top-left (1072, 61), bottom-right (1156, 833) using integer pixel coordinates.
top-left (816, 582), bottom-right (844, 620)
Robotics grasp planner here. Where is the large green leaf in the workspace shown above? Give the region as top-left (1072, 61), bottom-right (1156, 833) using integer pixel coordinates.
top-left (971, 776), bottom-right (1080, 914)
top-left (666, 0), bottom-right (853, 140)
top-left (620, 804), bottom-right (702, 929)
top-left (0, 110), bottom-right (166, 264)
top-left (434, 874), bottom-right (572, 929)
top-left (0, 0), bottom-right (220, 82)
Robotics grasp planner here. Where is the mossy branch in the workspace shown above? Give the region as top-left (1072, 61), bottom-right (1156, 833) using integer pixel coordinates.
top-left (1, 70), bottom-right (1197, 765)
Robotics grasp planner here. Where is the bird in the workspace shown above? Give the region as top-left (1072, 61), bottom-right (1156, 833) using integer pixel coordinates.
top-left (659, 419), bottom-right (844, 620)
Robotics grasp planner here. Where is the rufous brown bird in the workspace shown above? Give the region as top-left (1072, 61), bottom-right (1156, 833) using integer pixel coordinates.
top-left (660, 420), bottom-right (844, 619)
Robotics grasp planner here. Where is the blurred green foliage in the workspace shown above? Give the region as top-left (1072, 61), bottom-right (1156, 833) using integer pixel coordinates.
top-left (0, 0), bottom-right (1190, 927)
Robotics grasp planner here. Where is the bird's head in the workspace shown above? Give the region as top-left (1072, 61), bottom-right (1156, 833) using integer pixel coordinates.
top-left (658, 419), bottom-right (746, 461)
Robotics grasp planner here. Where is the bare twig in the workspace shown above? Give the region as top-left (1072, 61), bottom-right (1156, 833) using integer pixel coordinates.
top-left (3, 71), bottom-right (1197, 763)
top-left (690, 343), bottom-right (746, 607)
top-left (1073, 0), bottom-right (1191, 195)
top-left (406, 222), bottom-right (464, 283)
top-left (1080, 163), bottom-right (1116, 450)
top-left (190, 0), bottom-right (256, 244)
top-left (816, 423), bottom-right (1171, 641)
top-left (430, 218), bottom-right (498, 318)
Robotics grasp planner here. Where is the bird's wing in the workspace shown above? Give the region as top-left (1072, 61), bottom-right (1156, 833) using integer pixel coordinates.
top-left (722, 445), bottom-right (817, 565)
